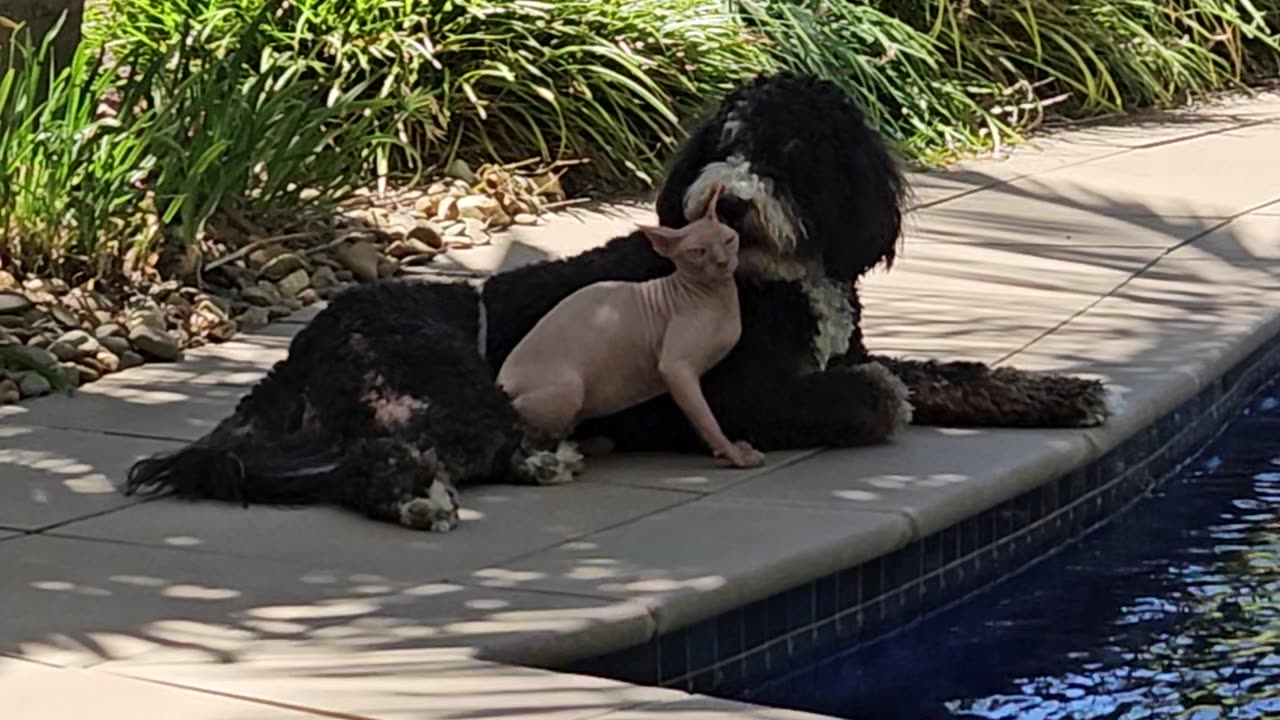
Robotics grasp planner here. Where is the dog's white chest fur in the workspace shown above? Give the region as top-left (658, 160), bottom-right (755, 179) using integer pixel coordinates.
top-left (801, 277), bottom-right (854, 370)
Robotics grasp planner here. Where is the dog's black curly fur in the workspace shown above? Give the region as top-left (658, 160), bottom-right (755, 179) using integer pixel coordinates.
top-left (125, 72), bottom-right (1110, 530)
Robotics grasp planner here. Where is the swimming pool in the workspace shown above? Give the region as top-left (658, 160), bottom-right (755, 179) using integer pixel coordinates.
top-left (744, 377), bottom-right (1280, 720)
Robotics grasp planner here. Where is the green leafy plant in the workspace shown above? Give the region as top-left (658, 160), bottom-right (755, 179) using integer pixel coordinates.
top-left (2, 8), bottom-right (414, 278)
top-left (88, 0), bottom-right (768, 187)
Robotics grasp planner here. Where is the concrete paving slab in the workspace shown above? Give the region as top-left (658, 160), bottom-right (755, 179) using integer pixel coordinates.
top-left (991, 120), bottom-right (1280, 217)
top-left (98, 650), bottom-right (823, 720)
top-left (1168, 213), bottom-right (1280, 262)
top-left (999, 256), bottom-right (1280, 454)
top-left (599, 697), bottom-right (839, 719)
top-left (858, 242), bottom-right (1163, 362)
top-left (1, 376), bottom-right (244, 441)
top-left (276, 302), bottom-right (326, 325)
top-left (578, 449), bottom-right (822, 495)
top-left (904, 186), bottom-right (1232, 248)
top-left (718, 427), bottom-right (1093, 542)
top-left (466, 499), bottom-right (910, 634)
top-left (1031, 115), bottom-right (1245, 149)
top-left (0, 424), bottom-right (179, 531)
top-left (1, 656), bottom-right (316, 720)
top-left (53, 483), bottom-right (694, 585)
top-left (0, 535), bottom-right (652, 669)
top-left (948, 134), bottom-right (1130, 181)
top-left (903, 169), bottom-right (998, 208)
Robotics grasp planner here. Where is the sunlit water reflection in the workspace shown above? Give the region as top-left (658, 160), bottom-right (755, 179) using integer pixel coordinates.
top-left (750, 380), bottom-right (1280, 720)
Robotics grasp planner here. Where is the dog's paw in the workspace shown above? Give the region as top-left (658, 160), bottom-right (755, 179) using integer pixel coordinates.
top-left (862, 361), bottom-right (914, 430)
top-left (397, 480), bottom-right (460, 532)
top-left (520, 441), bottom-right (585, 485)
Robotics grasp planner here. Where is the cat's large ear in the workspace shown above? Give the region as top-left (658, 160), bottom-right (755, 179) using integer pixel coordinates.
top-left (639, 224), bottom-right (688, 257)
top-left (705, 183), bottom-right (724, 223)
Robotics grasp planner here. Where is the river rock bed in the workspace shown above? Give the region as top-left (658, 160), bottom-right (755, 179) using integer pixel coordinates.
top-left (0, 163), bottom-right (563, 404)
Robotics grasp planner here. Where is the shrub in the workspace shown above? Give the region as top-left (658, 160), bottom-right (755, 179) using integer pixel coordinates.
top-left (1, 10), bottom-right (410, 279)
top-left (88, 0), bottom-right (768, 187)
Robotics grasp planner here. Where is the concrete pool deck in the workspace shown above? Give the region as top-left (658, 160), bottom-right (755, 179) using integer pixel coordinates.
top-left (3, 92), bottom-right (1280, 719)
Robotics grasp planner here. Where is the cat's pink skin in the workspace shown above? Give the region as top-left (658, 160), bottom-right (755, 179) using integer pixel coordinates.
top-left (497, 186), bottom-right (765, 469)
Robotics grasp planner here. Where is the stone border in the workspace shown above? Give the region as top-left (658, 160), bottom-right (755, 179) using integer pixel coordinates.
top-left (562, 318), bottom-right (1280, 700)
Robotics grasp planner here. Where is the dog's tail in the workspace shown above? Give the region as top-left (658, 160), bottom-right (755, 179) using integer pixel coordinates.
top-left (123, 433), bottom-right (345, 506)
top-left (123, 361), bottom-right (345, 507)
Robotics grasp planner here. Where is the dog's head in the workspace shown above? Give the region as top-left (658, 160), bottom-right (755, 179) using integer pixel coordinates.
top-left (655, 73), bottom-right (907, 282)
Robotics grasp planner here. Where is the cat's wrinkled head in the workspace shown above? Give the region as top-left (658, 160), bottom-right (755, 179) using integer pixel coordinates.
top-left (639, 184), bottom-right (739, 284)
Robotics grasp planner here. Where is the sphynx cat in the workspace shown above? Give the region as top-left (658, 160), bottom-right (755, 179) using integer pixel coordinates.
top-left (497, 185), bottom-right (765, 468)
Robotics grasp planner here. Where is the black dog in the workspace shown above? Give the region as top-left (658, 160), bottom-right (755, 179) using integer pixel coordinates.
top-left (125, 73), bottom-right (1110, 530)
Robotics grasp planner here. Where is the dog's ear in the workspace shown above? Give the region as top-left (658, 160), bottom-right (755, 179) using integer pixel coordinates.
top-left (638, 225), bottom-right (688, 257)
top-left (814, 103), bottom-right (905, 278)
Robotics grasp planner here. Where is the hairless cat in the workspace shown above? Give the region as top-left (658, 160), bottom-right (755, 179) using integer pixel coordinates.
top-left (497, 185), bottom-right (764, 468)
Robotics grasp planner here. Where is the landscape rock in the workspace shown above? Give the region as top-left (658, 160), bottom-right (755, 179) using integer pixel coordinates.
top-left (49, 305), bottom-right (80, 328)
top-left (17, 371), bottom-right (52, 399)
top-left (248, 245), bottom-right (287, 270)
top-left (299, 288), bottom-right (320, 306)
top-left (335, 240), bottom-right (381, 282)
top-left (259, 252), bottom-right (307, 281)
top-left (126, 306), bottom-right (166, 334)
top-left (48, 330), bottom-right (102, 361)
top-left (0, 290), bottom-right (34, 315)
top-left (462, 218), bottom-right (488, 243)
top-left (310, 265), bottom-right (338, 291)
top-left (240, 283), bottom-right (283, 307)
top-left (457, 194), bottom-right (501, 221)
top-left (235, 307), bottom-right (270, 329)
top-left (118, 351), bottom-right (145, 370)
top-left (0, 378), bottom-right (19, 404)
top-left (435, 196), bottom-right (460, 222)
top-left (276, 268), bottom-right (311, 298)
top-left (128, 325), bottom-right (182, 362)
top-left (65, 361), bottom-right (99, 384)
top-left (376, 257), bottom-right (400, 279)
top-left (94, 349), bottom-right (121, 373)
top-left (7, 345), bottom-right (58, 370)
top-left (24, 278), bottom-right (68, 295)
top-left (95, 322), bottom-right (127, 340)
top-left (386, 236), bottom-right (441, 259)
top-left (445, 158), bottom-right (477, 184)
top-left (266, 305), bottom-right (294, 320)
top-left (408, 220), bottom-right (444, 248)
top-left (99, 335), bottom-right (132, 356)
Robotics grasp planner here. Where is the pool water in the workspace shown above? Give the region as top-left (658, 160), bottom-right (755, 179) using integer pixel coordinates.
top-left (746, 380), bottom-right (1280, 720)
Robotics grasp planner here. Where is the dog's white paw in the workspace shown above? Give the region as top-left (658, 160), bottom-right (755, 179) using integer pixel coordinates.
top-left (521, 441), bottom-right (585, 485)
top-left (864, 361), bottom-right (914, 430)
top-left (397, 480), bottom-right (460, 532)
top-left (1102, 387), bottom-right (1127, 421)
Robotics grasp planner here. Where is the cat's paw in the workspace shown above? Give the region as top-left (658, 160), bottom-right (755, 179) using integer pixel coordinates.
top-left (717, 440), bottom-right (766, 469)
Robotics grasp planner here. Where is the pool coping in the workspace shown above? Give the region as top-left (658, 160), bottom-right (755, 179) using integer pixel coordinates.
top-left (560, 282), bottom-right (1280, 698)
